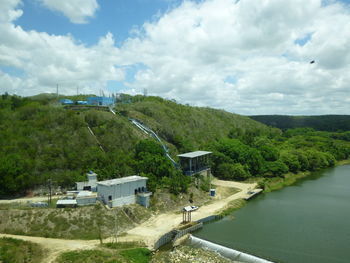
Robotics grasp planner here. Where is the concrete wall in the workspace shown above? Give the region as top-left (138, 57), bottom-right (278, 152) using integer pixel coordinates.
top-left (111, 195), bottom-right (136, 207)
top-left (76, 197), bottom-right (97, 206)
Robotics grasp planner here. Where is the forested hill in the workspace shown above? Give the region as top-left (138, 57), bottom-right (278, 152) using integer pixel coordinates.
top-left (0, 93), bottom-right (273, 196)
top-left (1, 93), bottom-right (350, 197)
top-left (250, 115), bottom-right (350, 132)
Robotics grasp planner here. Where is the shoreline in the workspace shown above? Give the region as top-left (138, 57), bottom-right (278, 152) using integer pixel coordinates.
top-left (214, 158), bottom-right (350, 220)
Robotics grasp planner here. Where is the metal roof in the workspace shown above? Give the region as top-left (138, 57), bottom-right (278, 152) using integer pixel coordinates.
top-left (97, 175), bottom-right (148, 186)
top-left (77, 191), bottom-right (96, 197)
top-left (177, 151), bottom-right (212, 158)
top-left (57, 199), bottom-right (77, 205)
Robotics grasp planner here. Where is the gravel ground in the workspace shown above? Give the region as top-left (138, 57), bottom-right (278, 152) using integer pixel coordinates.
top-left (151, 245), bottom-right (241, 263)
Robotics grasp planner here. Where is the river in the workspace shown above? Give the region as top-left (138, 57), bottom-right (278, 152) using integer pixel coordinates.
top-left (194, 165), bottom-right (350, 263)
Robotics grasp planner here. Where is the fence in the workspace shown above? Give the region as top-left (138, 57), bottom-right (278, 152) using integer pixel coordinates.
top-left (173, 222), bottom-right (203, 243)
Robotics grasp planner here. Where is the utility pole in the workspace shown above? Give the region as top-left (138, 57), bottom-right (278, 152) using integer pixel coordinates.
top-left (47, 178), bottom-right (52, 205)
top-left (114, 210), bottom-right (118, 243)
top-left (56, 84), bottom-right (59, 98)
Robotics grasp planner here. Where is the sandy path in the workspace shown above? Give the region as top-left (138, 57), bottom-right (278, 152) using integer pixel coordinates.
top-left (119, 179), bottom-right (257, 247)
top-left (0, 196), bottom-right (63, 204)
top-left (0, 179), bottom-right (257, 259)
top-left (0, 233), bottom-right (99, 263)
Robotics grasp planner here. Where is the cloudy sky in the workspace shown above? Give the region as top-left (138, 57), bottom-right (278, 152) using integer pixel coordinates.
top-left (0, 0), bottom-right (350, 115)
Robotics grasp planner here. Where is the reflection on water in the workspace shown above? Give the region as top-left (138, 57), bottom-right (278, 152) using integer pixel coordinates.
top-left (194, 165), bottom-right (350, 263)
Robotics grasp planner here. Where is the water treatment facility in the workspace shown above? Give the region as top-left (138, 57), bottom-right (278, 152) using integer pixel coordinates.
top-left (60, 172), bottom-right (152, 208)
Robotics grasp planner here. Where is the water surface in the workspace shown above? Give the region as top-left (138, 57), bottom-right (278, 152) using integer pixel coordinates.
top-left (195, 165), bottom-right (350, 263)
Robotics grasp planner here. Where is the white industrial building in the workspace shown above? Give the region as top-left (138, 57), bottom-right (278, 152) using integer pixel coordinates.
top-left (97, 175), bottom-right (151, 208)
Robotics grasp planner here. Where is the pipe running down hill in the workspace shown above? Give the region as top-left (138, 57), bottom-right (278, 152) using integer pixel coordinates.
top-left (108, 107), bottom-right (178, 167)
top-left (87, 125), bottom-right (105, 152)
top-left (130, 118), bottom-right (179, 167)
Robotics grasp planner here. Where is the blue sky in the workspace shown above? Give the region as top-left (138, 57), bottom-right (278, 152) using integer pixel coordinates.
top-left (1, 0), bottom-right (350, 115)
top-left (16, 0), bottom-right (182, 46)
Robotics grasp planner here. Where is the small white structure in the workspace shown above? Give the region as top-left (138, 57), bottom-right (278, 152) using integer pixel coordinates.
top-left (56, 199), bottom-right (77, 208)
top-left (97, 175), bottom-right (151, 208)
top-left (76, 171), bottom-right (98, 192)
top-left (76, 191), bottom-right (97, 206)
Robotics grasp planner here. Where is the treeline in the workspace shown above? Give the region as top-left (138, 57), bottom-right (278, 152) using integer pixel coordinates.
top-left (250, 115), bottom-right (350, 132)
top-left (210, 127), bottom-right (350, 181)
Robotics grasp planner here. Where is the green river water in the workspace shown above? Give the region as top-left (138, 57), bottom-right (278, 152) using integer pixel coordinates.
top-left (194, 165), bottom-right (350, 263)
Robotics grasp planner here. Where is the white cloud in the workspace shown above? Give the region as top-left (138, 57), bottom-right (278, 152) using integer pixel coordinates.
top-left (118, 0), bottom-right (350, 114)
top-left (38, 0), bottom-right (99, 24)
top-left (0, 0), bottom-right (23, 22)
top-left (1, 0), bottom-right (350, 115)
top-left (0, 1), bottom-right (122, 96)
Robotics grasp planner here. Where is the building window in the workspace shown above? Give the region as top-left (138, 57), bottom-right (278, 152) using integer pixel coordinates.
top-left (108, 195), bottom-right (112, 201)
top-left (135, 189), bottom-right (138, 194)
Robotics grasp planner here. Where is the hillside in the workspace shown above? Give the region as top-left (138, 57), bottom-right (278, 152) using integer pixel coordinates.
top-left (250, 115), bottom-right (350, 132)
top-left (1, 93), bottom-right (350, 197)
top-left (117, 96), bottom-right (276, 153)
top-left (0, 94), bottom-right (271, 196)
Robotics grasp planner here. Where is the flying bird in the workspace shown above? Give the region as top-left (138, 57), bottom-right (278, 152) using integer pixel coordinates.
top-left (310, 60), bottom-right (315, 64)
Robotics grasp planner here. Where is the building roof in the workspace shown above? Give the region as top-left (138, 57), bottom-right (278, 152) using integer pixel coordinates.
top-left (177, 151), bottom-right (212, 158)
top-left (57, 199), bottom-right (77, 205)
top-left (97, 175), bottom-right (148, 186)
top-left (77, 191), bottom-right (96, 198)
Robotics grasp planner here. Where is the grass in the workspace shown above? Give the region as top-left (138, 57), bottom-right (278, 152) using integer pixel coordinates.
top-left (219, 199), bottom-right (246, 217)
top-left (56, 248), bottom-right (151, 263)
top-left (0, 237), bottom-right (44, 263)
top-left (120, 248), bottom-right (152, 263)
top-left (56, 250), bottom-right (122, 263)
top-left (0, 204), bottom-right (152, 240)
top-left (103, 241), bottom-right (146, 250)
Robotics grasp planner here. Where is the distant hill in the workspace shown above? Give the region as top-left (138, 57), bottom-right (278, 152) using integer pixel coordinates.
top-left (249, 115), bottom-right (350, 131)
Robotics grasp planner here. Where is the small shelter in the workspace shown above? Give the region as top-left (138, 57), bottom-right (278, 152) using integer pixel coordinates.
top-left (182, 206), bottom-right (193, 223)
top-left (177, 151), bottom-right (212, 176)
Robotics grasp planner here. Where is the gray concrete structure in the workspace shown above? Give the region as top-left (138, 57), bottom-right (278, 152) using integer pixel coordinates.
top-left (76, 171), bottom-right (98, 192)
top-left (97, 175), bottom-right (151, 208)
top-left (76, 191), bottom-right (97, 206)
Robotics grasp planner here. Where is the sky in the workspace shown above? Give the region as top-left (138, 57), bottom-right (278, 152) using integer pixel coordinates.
top-left (0, 0), bottom-right (350, 115)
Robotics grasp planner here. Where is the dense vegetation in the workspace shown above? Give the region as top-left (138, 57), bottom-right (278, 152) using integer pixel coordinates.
top-left (0, 93), bottom-right (350, 196)
top-left (250, 115), bottom-right (350, 132)
top-left (56, 248), bottom-right (151, 263)
top-left (0, 237), bottom-right (44, 263)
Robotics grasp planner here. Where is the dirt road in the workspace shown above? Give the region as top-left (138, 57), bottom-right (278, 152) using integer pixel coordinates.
top-left (0, 196), bottom-right (63, 204)
top-left (0, 233), bottom-right (99, 263)
top-left (0, 179), bottom-right (257, 260)
top-left (118, 179), bottom-right (257, 247)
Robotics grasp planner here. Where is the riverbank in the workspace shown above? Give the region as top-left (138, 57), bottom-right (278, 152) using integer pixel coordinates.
top-left (255, 158), bottom-right (350, 193)
top-left (194, 163), bottom-right (350, 263)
